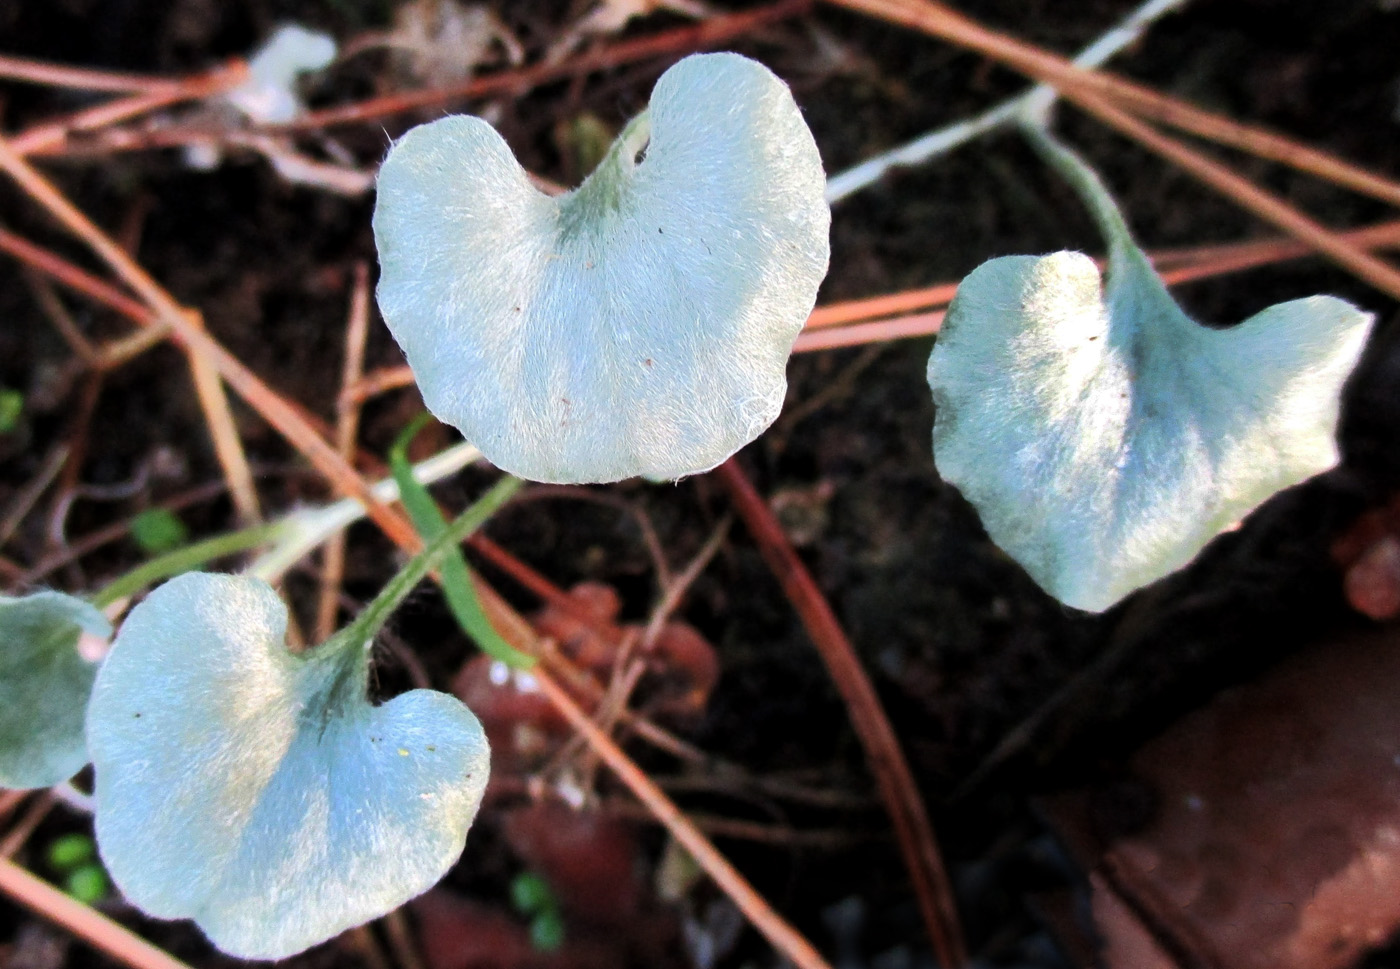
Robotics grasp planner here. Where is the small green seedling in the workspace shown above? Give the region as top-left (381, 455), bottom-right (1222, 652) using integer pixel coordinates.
top-left (510, 871), bottom-right (565, 952)
top-left (129, 508), bottom-right (189, 555)
top-left (389, 416), bottom-right (533, 669)
top-left (47, 832), bottom-right (97, 869)
top-left (65, 864), bottom-right (110, 905)
top-left (86, 477), bottom-right (519, 959)
top-left (0, 512), bottom-right (291, 791)
top-left (0, 387), bottom-right (22, 433)
top-left (0, 444), bottom-right (480, 799)
top-left (927, 120), bottom-right (1374, 612)
top-left (373, 52), bottom-right (830, 484)
top-left (46, 833), bottom-right (109, 904)
top-left (0, 592), bottom-right (109, 789)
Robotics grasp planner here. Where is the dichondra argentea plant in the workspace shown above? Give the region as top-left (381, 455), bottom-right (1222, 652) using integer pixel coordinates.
top-left (0, 46), bottom-right (1376, 963)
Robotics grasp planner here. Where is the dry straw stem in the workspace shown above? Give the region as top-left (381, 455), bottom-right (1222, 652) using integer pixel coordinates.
top-left (282, 0), bottom-right (811, 132)
top-left (823, 0), bottom-right (1400, 301)
top-left (0, 136), bottom-right (832, 969)
top-left (0, 154), bottom-right (259, 524)
top-left (823, 0), bottom-right (1400, 211)
top-left (716, 459), bottom-right (968, 969)
top-left (533, 671), bottom-right (832, 969)
top-left (316, 262), bottom-right (373, 641)
top-left (0, 54), bottom-right (187, 94)
top-left (24, 0), bottom-right (813, 160)
top-left (0, 858), bottom-right (194, 969)
top-left (9, 62), bottom-right (249, 157)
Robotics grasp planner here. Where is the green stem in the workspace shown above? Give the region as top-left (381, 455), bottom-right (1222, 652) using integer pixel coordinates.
top-left (324, 475), bottom-right (524, 656)
top-left (390, 418), bottom-right (535, 669)
top-left (93, 522), bottom-right (283, 608)
top-left (558, 109), bottom-right (651, 239)
top-left (1018, 118), bottom-right (1140, 263)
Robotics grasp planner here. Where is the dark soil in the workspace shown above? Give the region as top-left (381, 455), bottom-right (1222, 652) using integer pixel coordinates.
top-left (2, 1), bottom-right (1399, 968)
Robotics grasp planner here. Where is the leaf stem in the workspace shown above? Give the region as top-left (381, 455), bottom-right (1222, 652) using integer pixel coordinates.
top-left (325, 475), bottom-right (523, 656)
top-left (1018, 118), bottom-right (1138, 260)
top-left (92, 522), bottom-right (283, 608)
top-left (389, 418), bottom-right (535, 669)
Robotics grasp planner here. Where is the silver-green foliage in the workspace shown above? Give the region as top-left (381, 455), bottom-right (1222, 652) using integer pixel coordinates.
top-left (0, 592), bottom-right (109, 789)
top-left (927, 124), bottom-right (1373, 612)
top-left (87, 572), bottom-right (490, 958)
top-left (373, 52), bottom-right (830, 484)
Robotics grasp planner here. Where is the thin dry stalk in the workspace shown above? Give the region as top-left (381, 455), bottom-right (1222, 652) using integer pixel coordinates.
top-left (0, 134), bottom-right (417, 549)
top-left (0, 444), bottom-right (69, 549)
top-left (533, 667), bottom-right (834, 969)
top-left (805, 283), bottom-right (958, 329)
top-left (383, 910), bottom-right (429, 969)
top-left (641, 514), bottom-right (731, 649)
top-left (282, 0), bottom-right (811, 132)
top-left (715, 459), bottom-right (967, 969)
top-left (0, 858), bottom-right (195, 969)
top-left (26, 271), bottom-right (99, 364)
top-left (822, 0), bottom-right (1400, 300)
top-left (316, 263), bottom-right (373, 641)
top-left (795, 310), bottom-right (946, 352)
top-left (0, 792), bottom-right (55, 858)
top-left (0, 54), bottom-right (185, 94)
top-left (10, 62), bottom-right (248, 156)
top-left (821, 0), bottom-right (1400, 210)
top-left (182, 310), bottom-right (263, 525)
top-left (0, 790), bottom-right (28, 822)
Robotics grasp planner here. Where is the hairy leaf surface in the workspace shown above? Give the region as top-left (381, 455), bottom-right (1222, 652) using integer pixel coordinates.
top-left (373, 52), bottom-right (830, 483)
top-left (87, 572), bottom-right (490, 959)
top-left (927, 128), bottom-right (1373, 612)
top-left (0, 592), bottom-right (108, 788)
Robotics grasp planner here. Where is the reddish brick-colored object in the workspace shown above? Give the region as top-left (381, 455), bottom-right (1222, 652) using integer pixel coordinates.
top-left (1047, 625), bottom-right (1400, 969)
top-left (1332, 496), bottom-right (1400, 620)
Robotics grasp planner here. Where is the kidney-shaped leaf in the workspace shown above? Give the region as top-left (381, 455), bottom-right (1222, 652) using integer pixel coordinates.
top-left (928, 243), bottom-right (1372, 612)
top-left (373, 52), bottom-right (830, 483)
top-left (87, 572), bottom-right (489, 959)
top-left (0, 592), bottom-right (109, 789)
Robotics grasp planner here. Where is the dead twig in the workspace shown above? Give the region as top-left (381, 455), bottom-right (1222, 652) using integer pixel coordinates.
top-left (10, 62), bottom-right (248, 156)
top-left (714, 458), bottom-right (968, 969)
top-left (316, 262), bottom-right (372, 641)
top-left (534, 668), bottom-right (833, 969)
top-left (0, 55), bottom-right (187, 94)
top-left (0, 858), bottom-right (195, 969)
top-left (824, 0), bottom-right (1400, 301)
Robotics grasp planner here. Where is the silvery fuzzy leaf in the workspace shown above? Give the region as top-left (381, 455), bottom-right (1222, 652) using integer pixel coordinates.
top-left (373, 51), bottom-right (830, 483)
top-left (927, 127), bottom-right (1373, 613)
top-left (928, 248), bottom-right (1372, 612)
top-left (0, 591), bottom-right (109, 789)
top-left (87, 572), bottom-right (489, 959)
